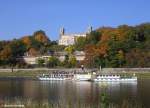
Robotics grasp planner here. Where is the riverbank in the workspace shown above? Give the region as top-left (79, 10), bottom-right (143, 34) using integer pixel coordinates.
top-left (0, 68), bottom-right (150, 78)
top-left (0, 68), bottom-right (150, 73)
top-left (0, 68), bottom-right (80, 79)
top-left (0, 71), bottom-right (49, 79)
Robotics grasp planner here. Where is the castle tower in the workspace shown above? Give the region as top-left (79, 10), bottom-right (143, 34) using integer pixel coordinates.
top-left (87, 26), bottom-right (92, 34)
top-left (59, 27), bottom-right (65, 38)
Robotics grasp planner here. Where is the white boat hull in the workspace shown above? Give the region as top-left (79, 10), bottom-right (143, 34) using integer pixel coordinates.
top-left (38, 74), bottom-right (137, 82)
top-left (94, 77), bottom-right (137, 82)
top-left (73, 74), bottom-right (92, 81)
top-left (38, 77), bottom-right (65, 81)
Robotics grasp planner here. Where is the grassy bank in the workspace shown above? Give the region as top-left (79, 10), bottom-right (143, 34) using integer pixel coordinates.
top-left (113, 72), bottom-right (150, 79)
top-left (0, 70), bottom-right (150, 78)
top-left (0, 70), bottom-right (51, 78)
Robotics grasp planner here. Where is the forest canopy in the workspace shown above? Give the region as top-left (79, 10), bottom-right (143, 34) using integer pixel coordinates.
top-left (74, 23), bottom-right (150, 68)
top-left (0, 23), bottom-right (150, 68)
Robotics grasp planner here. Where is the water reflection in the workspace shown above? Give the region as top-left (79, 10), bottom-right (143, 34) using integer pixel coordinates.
top-left (0, 79), bottom-right (149, 107)
top-left (94, 82), bottom-right (137, 105)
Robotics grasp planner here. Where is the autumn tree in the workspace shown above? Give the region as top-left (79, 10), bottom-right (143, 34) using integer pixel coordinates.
top-left (0, 39), bottom-right (26, 67)
top-left (21, 36), bottom-right (32, 49)
top-left (28, 48), bottom-right (39, 56)
top-left (33, 30), bottom-right (50, 44)
top-left (0, 45), bottom-right (12, 62)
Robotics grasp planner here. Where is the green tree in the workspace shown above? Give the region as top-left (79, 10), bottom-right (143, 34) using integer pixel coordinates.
top-left (48, 45), bottom-right (65, 52)
top-left (36, 58), bottom-right (45, 67)
top-left (74, 37), bottom-right (86, 51)
top-left (62, 55), bottom-right (70, 67)
top-left (86, 31), bottom-right (101, 45)
top-left (10, 40), bottom-right (27, 57)
top-left (65, 45), bottom-right (75, 55)
top-left (46, 56), bottom-right (60, 68)
top-left (69, 56), bottom-right (77, 67)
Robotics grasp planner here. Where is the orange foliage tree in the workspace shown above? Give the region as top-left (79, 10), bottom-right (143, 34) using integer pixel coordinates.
top-left (21, 36), bottom-right (32, 49)
top-left (33, 30), bottom-right (50, 44)
top-left (28, 48), bottom-right (39, 56)
top-left (0, 45), bottom-right (12, 61)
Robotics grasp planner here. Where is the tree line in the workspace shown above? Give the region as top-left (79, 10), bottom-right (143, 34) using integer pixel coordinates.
top-left (74, 23), bottom-right (150, 68)
top-left (0, 23), bottom-right (150, 68)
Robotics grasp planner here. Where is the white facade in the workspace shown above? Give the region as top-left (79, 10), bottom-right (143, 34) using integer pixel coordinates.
top-left (20, 51), bottom-right (85, 65)
top-left (23, 56), bottom-right (38, 64)
top-left (59, 35), bottom-right (75, 46)
top-left (58, 27), bottom-right (91, 46)
top-left (59, 34), bottom-right (86, 46)
top-left (74, 51), bottom-right (85, 61)
top-left (21, 55), bottom-right (52, 65)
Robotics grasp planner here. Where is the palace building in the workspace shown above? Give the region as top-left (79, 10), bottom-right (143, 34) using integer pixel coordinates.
top-left (58, 26), bottom-right (92, 46)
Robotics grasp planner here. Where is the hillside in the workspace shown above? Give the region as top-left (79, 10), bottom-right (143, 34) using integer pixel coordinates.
top-left (75, 23), bottom-right (150, 68)
top-left (0, 23), bottom-right (150, 68)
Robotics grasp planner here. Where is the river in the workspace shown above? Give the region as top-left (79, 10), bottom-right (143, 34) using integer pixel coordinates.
top-left (0, 78), bottom-right (149, 107)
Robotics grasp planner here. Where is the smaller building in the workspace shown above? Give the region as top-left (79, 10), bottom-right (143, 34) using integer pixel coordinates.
top-left (18, 51), bottom-right (85, 65)
top-left (54, 51), bottom-right (85, 62)
top-left (23, 56), bottom-right (38, 64)
top-left (74, 51), bottom-right (85, 61)
top-left (20, 55), bottom-right (52, 65)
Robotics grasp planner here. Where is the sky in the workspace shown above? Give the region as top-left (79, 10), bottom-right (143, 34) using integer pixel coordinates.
top-left (0, 0), bottom-right (150, 41)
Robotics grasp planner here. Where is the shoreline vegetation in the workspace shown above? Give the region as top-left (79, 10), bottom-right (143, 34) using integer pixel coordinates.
top-left (0, 68), bottom-right (149, 78)
top-left (0, 96), bottom-right (144, 108)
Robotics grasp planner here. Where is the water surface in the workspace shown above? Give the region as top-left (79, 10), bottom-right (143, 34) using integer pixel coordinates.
top-left (0, 78), bottom-right (149, 107)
